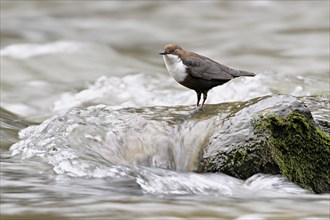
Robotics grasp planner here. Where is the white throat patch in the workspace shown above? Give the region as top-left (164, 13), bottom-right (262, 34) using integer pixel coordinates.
top-left (163, 54), bottom-right (188, 83)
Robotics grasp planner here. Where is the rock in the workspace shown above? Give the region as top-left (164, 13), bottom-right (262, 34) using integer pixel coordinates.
top-left (198, 95), bottom-right (330, 194)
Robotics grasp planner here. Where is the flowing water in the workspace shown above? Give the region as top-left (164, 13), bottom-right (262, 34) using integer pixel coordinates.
top-left (1, 1), bottom-right (329, 219)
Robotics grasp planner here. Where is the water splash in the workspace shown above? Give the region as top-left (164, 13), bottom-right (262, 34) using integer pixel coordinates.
top-left (10, 104), bottom-right (212, 176)
top-left (136, 170), bottom-right (309, 197)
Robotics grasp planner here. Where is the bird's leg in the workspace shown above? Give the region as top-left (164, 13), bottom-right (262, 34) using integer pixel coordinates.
top-left (201, 91), bottom-right (208, 107)
top-left (196, 91), bottom-right (201, 106)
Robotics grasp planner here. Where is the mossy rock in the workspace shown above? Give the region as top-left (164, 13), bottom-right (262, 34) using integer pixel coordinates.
top-left (198, 95), bottom-right (330, 193)
top-left (253, 112), bottom-right (330, 193)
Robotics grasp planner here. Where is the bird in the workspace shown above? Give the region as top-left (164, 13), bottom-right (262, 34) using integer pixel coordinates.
top-left (159, 44), bottom-right (256, 107)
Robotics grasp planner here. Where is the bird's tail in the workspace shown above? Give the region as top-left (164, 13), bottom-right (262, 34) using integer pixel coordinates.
top-left (235, 70), bottom-right (256, 77)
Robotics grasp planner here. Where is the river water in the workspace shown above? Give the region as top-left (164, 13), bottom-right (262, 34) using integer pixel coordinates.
top-left (1, 1), bottom-right (329, 219)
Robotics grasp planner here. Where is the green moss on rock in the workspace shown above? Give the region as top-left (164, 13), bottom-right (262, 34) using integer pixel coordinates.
top-left (253, 111), bottom-right (330, 193)
top-left (199, 96), bottom-right (330, 194)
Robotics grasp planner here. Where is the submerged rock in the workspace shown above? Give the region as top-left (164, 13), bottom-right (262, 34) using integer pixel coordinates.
top-left (198, 95), bottom-right (330, 194)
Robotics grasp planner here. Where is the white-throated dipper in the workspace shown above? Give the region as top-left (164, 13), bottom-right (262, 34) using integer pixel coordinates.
top-left (159, 44), bottom-right (256, 107)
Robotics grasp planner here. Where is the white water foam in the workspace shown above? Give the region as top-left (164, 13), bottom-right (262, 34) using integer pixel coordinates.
top-left (0, 41), bottom-right (82, 59)
top-left (53, 73), bottom-right (271, 113)
top-left (136, 169), bottom-right (309, 197)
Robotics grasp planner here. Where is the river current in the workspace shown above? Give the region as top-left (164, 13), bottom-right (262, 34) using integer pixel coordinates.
top-left (1, 1), bottom-right (329, 219)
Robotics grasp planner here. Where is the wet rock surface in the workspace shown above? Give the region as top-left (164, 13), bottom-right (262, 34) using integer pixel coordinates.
top-left (198, 95), bottom-right (330, 194)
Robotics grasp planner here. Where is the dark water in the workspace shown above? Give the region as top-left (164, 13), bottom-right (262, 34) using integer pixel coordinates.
top-left (1, 1), bottom-right (329, 219)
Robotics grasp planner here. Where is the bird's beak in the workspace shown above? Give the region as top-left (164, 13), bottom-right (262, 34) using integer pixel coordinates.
top-left (159, 51), bottom-right (167, 55)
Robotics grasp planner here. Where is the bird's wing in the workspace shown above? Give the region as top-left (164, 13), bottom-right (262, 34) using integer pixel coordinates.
top-left (182, 54), bottom-right (240, 80)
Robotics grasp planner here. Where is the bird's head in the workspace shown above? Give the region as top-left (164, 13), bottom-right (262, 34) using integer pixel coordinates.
top-left (159, 44), bottom-right (184, 56)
